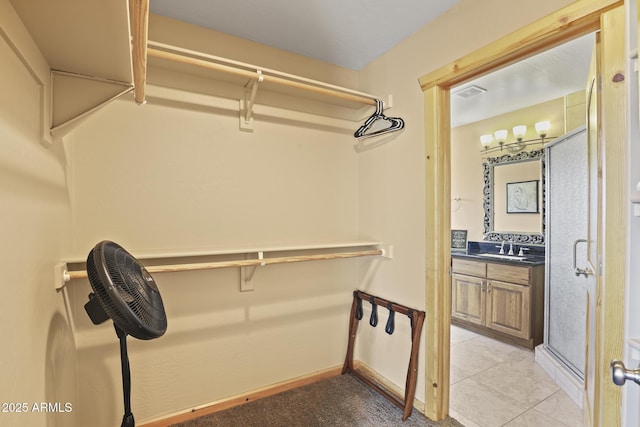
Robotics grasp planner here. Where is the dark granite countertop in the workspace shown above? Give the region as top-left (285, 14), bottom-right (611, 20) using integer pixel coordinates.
top-left (451, 241), bottom-right (546, 266)
top-left (451, 251), bottom-right (545, 266)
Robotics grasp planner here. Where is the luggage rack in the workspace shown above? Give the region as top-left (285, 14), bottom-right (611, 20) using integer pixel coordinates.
top-left (342, 290), bottom-right (425, 421)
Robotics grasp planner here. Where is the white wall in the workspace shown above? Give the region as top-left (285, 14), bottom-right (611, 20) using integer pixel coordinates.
top-left (0, 1), bottom-right (76, 426)
top-left (65, 18), bottom-right (369, 423)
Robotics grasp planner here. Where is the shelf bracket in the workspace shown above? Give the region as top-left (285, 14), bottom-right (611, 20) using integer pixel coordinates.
top-left (54, 262), bottom-right (71, 291)
top-left (240, 70), bottom-right (263, 132)
top-left (240, 251), bottom-right (264, 292)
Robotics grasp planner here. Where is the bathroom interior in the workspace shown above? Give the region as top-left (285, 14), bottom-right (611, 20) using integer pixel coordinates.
top-left (448, 33), bottom-right (595, 426)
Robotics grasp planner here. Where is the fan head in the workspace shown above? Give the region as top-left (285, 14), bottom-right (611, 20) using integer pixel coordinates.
top-left (85, 240), bottom-right (167, 340)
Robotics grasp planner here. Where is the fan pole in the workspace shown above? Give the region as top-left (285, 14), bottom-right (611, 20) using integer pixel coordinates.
top-left (116, 325), bottom-right (135, 427)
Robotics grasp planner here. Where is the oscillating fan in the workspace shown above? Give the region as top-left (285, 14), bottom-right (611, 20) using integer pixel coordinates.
top-left (83, 240), bottom-right (167, 427)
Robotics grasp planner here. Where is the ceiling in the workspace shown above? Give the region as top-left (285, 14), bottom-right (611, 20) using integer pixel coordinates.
top-left (150, 1), bottom-right (594, 127)
top-left (149, 0), bottom-right (460, 70)
top-left (451, 33), bottom-right (595, 127)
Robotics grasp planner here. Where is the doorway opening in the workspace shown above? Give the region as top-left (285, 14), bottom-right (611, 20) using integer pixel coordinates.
top-left (447, 33), bottom-right (594, 426)
top-left (419, 2), bottom-right (626, 424)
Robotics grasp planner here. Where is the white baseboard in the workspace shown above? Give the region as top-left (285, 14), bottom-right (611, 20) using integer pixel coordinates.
top-left (535, 344), bottom-right (584, 408)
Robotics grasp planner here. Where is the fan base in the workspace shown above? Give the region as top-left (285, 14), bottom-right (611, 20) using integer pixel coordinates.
top-left (121, 413), bottom-right (135, 427)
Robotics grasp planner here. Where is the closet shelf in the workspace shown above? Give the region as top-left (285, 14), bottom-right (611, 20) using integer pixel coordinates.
top-left (144, 41), bottom-right (387, 130)
top-left (145, 41), bottom-right (379, 108)
top-left (55, 241), bottom-right (392, 291)
top-left (11, 0), bottom-right (389, 140)
top-left (10, 0), bottom-right (134, 142)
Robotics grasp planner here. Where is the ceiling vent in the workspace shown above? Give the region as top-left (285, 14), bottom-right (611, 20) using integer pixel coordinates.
top-left (453, 85), bottom-right (487, 99)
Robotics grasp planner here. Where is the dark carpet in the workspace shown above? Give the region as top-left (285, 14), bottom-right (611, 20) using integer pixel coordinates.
top-left (170, 373), bottom-right (464, 427)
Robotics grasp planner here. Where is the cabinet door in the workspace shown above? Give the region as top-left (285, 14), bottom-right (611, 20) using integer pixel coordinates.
top-left (451, 274), bottom-right (485, 325)
top-left (485, 280), bottom-right (530, 339)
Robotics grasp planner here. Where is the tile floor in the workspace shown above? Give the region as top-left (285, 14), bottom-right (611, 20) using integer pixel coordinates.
top-left (449, 325), bottom-right (583, 427)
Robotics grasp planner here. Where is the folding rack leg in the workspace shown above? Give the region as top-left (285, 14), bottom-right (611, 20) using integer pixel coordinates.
top-left (402, 310), bottom-right (426, 421)
top-left (342, 292), bottom-right (360, 373)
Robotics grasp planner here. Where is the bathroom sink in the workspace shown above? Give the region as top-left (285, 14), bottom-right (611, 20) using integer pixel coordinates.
top-left (478, 253), bottom-right (527, 261)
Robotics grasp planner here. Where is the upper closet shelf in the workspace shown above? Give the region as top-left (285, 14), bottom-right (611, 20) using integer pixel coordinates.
top-left (144, 41), bottom-right (392, 131)
top-left (146, 41), bottom-right (378, 106)
top-left (10, 0), bottom-right (134, 142)
top-left (9, 0), bottom-right (401, 140)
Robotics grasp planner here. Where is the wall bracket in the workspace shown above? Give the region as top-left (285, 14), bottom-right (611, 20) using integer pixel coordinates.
top-left (240, 70), bottom-right (263, 132)
top-left (240, 251), bottom-right (264, 292)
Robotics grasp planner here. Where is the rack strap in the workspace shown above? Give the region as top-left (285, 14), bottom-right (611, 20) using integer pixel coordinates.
top-left (385, 302), bottom-right (395, 335)
top-left (342, 290), bottom-right (426, 421)
top-left (369, 296), bottom-right (378, 327)
top-left (354, 291), bottom-right (363, 320)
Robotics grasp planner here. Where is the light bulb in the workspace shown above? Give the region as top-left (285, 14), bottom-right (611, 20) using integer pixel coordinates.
top-left (512, 125), bottom-right (527, 141)
top-left (494, 129), bottom-right (508, 143)
top-left (480, 134), bottom-right (493, 148)
top-left (535, 121), bottom-right (550, 138)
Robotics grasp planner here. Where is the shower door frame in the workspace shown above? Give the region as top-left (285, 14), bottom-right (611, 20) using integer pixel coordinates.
top-left (543, 126), bottom-right (589, 381)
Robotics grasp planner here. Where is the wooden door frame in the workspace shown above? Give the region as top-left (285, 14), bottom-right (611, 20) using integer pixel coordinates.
top-left (418, 0), bottom-right (626, 422)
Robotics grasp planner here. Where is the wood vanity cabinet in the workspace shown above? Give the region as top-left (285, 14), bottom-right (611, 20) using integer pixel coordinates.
top-left (451, 257), bottom-right (544, 349)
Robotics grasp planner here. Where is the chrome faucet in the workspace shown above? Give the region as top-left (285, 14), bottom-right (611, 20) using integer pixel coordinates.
top-left (496, 241), bottom-right (506, 254)
top-left (508, 242), bottom-right (514, 256)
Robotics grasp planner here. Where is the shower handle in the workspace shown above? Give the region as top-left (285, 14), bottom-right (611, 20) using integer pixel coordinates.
top-left (573, 239), bottom-right (593, 278)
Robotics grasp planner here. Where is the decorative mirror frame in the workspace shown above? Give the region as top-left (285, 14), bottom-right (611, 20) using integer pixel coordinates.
top-left (483, 149), bottom-right (545, 244)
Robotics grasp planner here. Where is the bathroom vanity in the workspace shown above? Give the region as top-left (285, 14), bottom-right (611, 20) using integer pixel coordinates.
top-left (451, 252), bottom-right (544, 349)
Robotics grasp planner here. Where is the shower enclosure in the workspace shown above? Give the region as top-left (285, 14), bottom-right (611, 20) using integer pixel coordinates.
top-left (544, 126), bottom-right (588, 380)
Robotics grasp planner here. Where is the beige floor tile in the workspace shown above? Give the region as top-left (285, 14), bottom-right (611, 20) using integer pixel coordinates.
top-left (503, 409), bottom-right (569, 426)
top-left (451, 325), bottom-right (481, 344)
top-left (451, 337), bottom-right (513, 367)
top-left (471, 356), bottom-right (559, 406)
top-left (534, 390), bottom-right (583, 427)
top-left (449, 408), bottom-right (482, 427)
top-left (450, 335), bottom-right (532, 383)
top-left (449, 360), bottom-right (477, 385)
top-left (450, 347), bottom-right (499, 384)
top-left (449, 326), bottom-right (581, 427)
top-left (472, 334), bottom-right (533, 361)
top-left (450, 378), bottom-right (529, 427)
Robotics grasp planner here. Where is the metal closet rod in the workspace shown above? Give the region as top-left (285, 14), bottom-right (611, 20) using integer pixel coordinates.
top-left (146, 40), bottom-right (379, 106)
top-left (64, 249), bottom-right (383, 282)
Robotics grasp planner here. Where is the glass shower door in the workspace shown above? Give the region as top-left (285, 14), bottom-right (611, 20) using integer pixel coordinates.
top-left (544, 126), bottom-right (588, 379)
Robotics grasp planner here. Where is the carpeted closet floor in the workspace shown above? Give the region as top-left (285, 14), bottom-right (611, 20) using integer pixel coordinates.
top-left (170, 373), bottom-right (463, 427)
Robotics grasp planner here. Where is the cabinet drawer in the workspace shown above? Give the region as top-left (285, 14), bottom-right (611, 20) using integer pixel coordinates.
top-left (487, 263), bottom-right (530, 286)
top-left (452, 258), bottom-right (486, 277)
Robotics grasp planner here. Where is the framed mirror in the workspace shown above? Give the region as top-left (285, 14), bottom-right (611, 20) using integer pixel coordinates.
top-left (483, 149), bottom-right (545, 244)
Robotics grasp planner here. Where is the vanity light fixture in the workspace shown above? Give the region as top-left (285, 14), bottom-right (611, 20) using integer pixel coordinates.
top-left (480, 121), bottom-right (553, 155)
top-left (535, 120), bottom-right (551, 141)
top-left (494, 129), bottom-right (508, 151)
top-left (480, 134), bottom-right (493, 149)
top-left (513, 125), bottom-right (527, 141)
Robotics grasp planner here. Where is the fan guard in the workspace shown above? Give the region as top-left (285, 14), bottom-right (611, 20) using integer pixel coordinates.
top-left (85, 241), bottom-right (166, 339)
top-left (83, 240), bottom-right (167, 427)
